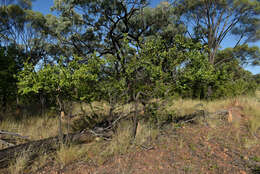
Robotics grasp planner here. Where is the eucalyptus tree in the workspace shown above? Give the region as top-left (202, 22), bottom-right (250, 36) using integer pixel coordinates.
top-left (0, 0), bottom-right (34, 43)
top-left (50, 0), bottom-right (146, 59)
top-left (215, 44), bottom-right (260, 66)
top-left (4, 9), bottom-right (50, 64)
top-left (254, 73), bottom-right (260, 86)
top-left (0, 0), bottom-right (33, 9)
top-left (173, 0), bottom-right (260, 65)
top-left (50, 0), bottom-right (185, 57)
top-left (49, 0), bottom-right (187, 100)
top-left (0, 1), bottom-right (56, 112)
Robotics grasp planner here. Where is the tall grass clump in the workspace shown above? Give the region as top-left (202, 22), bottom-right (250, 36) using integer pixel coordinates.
top-left (8, 148), bottom-right (31, 174)
top-left (56, 144), bottom-right (85, 168)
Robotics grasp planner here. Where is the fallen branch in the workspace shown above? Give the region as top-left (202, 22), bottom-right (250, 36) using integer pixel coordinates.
top-left (137, 144), bottom-right (154, 150)
top-left (103, 110), bottom-right (142, 131)
top-left (174, 110), bottom-right (205, 123)
top-left (0, 139), bottom-right (15, 147)
top-left (0, 132), bottom-right (90, 169)
top-left (87, 130), bottom-right (112, 141)
top-left (0, 130), bottom-right (30, 140)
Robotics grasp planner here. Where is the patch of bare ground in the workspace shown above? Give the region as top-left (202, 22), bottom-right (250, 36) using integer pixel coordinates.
top-left (1, 97), bottom-right (259, 174)
top-left (36, 109), bottom-right (260, 174)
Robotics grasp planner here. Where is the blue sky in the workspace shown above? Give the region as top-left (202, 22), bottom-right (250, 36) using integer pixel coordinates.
top-left (32, 0), bottom-right (259, 74)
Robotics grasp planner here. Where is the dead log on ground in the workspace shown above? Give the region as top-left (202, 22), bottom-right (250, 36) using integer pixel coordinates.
top-left (0, 132), bottom-right (97, 169)
top-left (0, 130), bottom-right (30, 140)
top-left (0, 130), bottom-right (31, 148)
top-left (0, 139), bottom-right (14, 147)
top-left (0, 110), bottom-right (136, 169)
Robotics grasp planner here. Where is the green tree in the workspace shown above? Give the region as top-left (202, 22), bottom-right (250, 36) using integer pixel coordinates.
top-left (17, 56), bottom-right (104, 142)
top-left (0, 45), bottom-right (24, 112)
top-left (102, 35), bottom-right (172, 139)
top-left (254, 74), bottom-right (260, 87)
top-left (0, 2), bottom-right (51, 65)
top-left (174, 0), bottom-right (260, 65)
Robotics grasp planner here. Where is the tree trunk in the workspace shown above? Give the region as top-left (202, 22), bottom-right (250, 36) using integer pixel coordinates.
top-left (59, 111), bottom-right (64, 143)
top-left (2, 94), bottom-right (7, 113)
top-left (56, 95), bottom-right (64, 143)
top-left (207, 85), bottom-right (213, 100)
top-left (131, 115), bottom-right (138, 140)
top-left (130, 93), bottom-right (140, 140)
top-left (40, 93), bottom-right (46, 116)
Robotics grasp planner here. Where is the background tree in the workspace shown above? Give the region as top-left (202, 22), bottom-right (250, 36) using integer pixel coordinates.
top-left (254, 74), bottom-right (260, 87)
top-left (0, 45), bottom-right (24, 113)
top-left (0, 0), bottom-right (55, 113)
top-left (174, 0), bottom-right (260, 65)
top-left (0, 0), bottom-right (52, 65)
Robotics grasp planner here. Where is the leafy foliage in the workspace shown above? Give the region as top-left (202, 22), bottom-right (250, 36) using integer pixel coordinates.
top-left (0, 0), bottom-right (259, 121)
top-left (17, 56), bottom-right (104, 105)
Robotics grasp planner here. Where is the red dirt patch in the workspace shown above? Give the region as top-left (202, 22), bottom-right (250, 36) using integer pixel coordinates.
top-left (37, 121), bottom-right (260, 174)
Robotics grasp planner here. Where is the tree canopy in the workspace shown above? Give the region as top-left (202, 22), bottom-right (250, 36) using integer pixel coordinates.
top-left (173, 0), bottom-right (260, 65)
top-left (0, 0), bottom-right (259, 114)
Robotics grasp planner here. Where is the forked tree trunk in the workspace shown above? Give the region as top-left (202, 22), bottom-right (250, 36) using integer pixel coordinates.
top-left (56, 95), bottom-right (64, 143)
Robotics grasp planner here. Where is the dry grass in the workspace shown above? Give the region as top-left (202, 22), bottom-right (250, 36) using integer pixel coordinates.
top-left (242, 137), bottom-right (259, 149)
top-left (8, 148), bottom-right (31, 174)
top-left (81, 121), bottom-right (159, 165)
top-left (135, 121), bottom-right (160, 145)
top-left (0, 116), bottom-right (59, 142)
top-left (0, 95), bottom-right (258, 143)
top-left (1, 92), bottom-right (260, 173)
top-left (165, 98), bottom-right (232, 115)
top-left (30, 153), bottom-right (49, 173)
top-left (1, 92), bottom-right (259, 142)
top-left (70, 101), bottom-right (111, 116)
top-left (238, 96), bottom-right (260, 135)
top-left (93, 120), bottom-right (133, 163)
top-left (56, 144), bottom-right (86, 168)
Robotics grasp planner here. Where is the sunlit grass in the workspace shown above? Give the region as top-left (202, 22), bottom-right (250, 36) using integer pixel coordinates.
top-left (0, 116), bottom-right (59, 142)
top-left (1, 92), bottom-right (260, 173)
top-left (8, 148), bottom-right (31, 174)
top-left (56, 144), bottom-right (85, 168)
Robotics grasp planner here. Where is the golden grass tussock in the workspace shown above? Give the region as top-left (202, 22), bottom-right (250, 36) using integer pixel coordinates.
top-left (0, 116), bottom-right (59, 142)
top-left (56, 144), bottom-right (86, 168)
top-left (103, 121), bottom-right (132, 156)
top-left (70, 101), bottom-right (111, 117)
top-left (164, 99), bottom-right (201, 116)
top-left (238, 96), bottom-right (260, 135)
top-left (8, 147), bottom-right (32, 174)
top-left (135, 122), bottom-right (160, 145)
top-left (30, 153), bottom-right (49, 173)
top-left (161, 98), bottom-right (230, 118)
